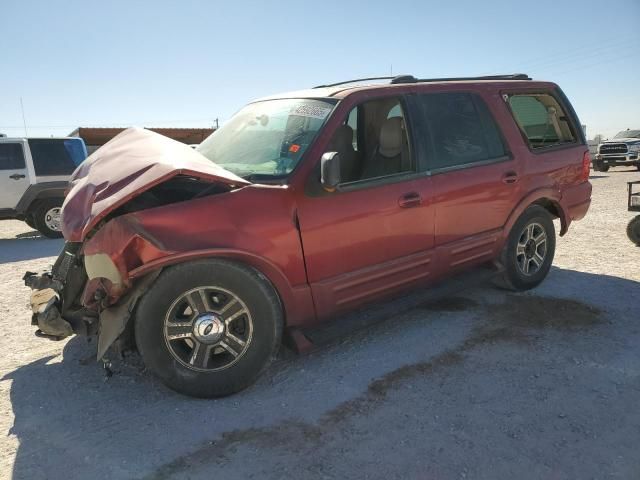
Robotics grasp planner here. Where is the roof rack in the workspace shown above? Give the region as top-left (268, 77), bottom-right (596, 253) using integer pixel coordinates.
top-left (313, 73), bottom-right (531, 89)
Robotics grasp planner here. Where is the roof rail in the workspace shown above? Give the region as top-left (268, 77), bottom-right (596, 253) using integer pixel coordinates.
top-left (392, 73), bottom-right (531, 83)
top-left (313, 73), bottom-right (531, 89)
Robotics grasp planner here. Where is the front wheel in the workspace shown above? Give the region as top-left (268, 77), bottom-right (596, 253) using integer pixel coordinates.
top-left (135, 259), bottom-right (283, 398)
top-left (593, 161), bottom-right (609, 172)
top-left (495, 205), bottom-right (556, 291)
top-left (627, 216), bottom-right (640, 246)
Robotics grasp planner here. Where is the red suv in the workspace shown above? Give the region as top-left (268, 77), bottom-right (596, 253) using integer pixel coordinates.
top-left (25, 74), bottom-right (592, 397)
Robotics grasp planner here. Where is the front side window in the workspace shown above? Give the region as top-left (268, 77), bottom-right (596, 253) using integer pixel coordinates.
top-left (417, 92), bottom-right (506, 170)
top-left (0, 143), bottom-right (26, 170)
top-left (508, 93), bottom-right (576, 148)
top-left (326, 96), bottom-right (414, 184)
top-left (28, 138), bottom-right (87, 176)
top-left (197, 98), bottom-right (336, 180)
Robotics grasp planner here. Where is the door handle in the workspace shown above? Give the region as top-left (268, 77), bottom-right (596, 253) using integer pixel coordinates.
top-left (9, 174), bottom-right (26, 180)
top-left (398, 192), bottom-right (422, 208)
top-left (502, 171), bottom-right (518, 184)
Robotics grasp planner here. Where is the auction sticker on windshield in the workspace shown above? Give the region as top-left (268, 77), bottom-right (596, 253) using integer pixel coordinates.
top-left (291, 104), bottom-right (332, 120)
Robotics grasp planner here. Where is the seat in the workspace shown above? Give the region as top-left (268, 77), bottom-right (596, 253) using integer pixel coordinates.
top-left (327, 124), bottom-right (359, 182)
top-left (361, 117), bottom-right (408, 179)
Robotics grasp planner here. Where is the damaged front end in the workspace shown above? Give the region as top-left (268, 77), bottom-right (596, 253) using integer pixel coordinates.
top-left (24, 242), bottom-right (94, 341)
top-left (24, 244), bottom-right (161, 358)
top-left (23, 127), bottom-right (251, 359)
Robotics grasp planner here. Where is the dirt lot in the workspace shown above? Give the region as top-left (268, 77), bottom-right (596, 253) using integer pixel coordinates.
top-left (1, 169), bottom-right (639, 480)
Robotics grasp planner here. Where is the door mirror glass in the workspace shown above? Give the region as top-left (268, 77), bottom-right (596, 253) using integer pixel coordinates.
top-left (321, 152), bottom-right (341, 191)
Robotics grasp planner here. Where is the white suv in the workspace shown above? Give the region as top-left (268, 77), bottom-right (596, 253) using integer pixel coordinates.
top-left (0, 136), bottom-right (87, 237)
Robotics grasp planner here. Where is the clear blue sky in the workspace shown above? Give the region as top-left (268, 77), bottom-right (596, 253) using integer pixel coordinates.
top-left (1, 0), bottom-right (638, 140)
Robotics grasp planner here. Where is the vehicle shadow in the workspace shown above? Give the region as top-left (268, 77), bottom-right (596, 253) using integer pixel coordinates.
top-left (0, 236), bottom-right (63, 263)
top-left (3, 266), bottom-right (639, 480)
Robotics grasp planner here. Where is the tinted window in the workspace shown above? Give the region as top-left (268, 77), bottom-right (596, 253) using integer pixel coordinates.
top-left (508, 93), bottom-right (576, 148)
top-left (28, 139), bottom-right (86, 176)
top-left (0, 143), bottom-right (26, 170)
top-left (418, 93), bottom-right (506, 170)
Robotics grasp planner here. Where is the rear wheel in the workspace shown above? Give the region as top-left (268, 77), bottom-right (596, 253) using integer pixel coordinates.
top-left (33, 199), bottom-right (64, 238)
top-left (627, 216), bottom-right (640, 246)
top-left (495, 205), bottom-right (556, 291)
top-left (135, 259), bottom-right (283, 398)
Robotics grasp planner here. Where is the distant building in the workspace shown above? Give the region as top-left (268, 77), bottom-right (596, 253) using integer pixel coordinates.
top-left (69, 127), bottom-right (215, 155)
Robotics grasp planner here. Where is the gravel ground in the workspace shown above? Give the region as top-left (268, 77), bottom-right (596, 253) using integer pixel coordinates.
top-left (0, 168), bottom-right (639, 479)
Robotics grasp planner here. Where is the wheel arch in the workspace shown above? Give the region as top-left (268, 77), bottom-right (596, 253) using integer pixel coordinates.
top-left (16, 183), bottom-right (66, 215)
top-left (128, 249), bottom-right (316, 327)
top-left (504, 188), bottom-right (569, 238)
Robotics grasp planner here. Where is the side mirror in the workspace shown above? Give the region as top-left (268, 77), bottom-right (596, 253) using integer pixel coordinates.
top-left (321, 152), bottom-right (341, 191)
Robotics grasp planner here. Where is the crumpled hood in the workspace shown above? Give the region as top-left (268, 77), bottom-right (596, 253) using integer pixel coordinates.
top-left (62, 127), bottom-right (249, 241)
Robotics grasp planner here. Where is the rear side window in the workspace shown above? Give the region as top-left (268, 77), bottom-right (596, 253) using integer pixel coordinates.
top-left (28, 139), bottom-right (86, 176)
top-left (507, 93), bottom-right (576, 148)
top-left (416, 92), bottom-right (506, 170)
top-left (0, 143), bottom-right (26, 170)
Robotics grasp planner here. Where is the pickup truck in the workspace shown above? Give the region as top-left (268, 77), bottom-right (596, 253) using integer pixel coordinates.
top-left (593, 129), bottom-right (640, 172)
top-left (0, 137), bottom-right (87, 237)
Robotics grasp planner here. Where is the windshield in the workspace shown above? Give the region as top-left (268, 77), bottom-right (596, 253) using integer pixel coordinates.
top-left (197, 98), bottom-right (336, 179)
top-left (614, 130), bottom-right (640, 139)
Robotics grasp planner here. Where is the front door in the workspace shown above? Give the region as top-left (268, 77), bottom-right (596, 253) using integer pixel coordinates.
top-left (296, 95), bottom-right (435, 320)
top-left (0, 142), bottom-right (30, 210)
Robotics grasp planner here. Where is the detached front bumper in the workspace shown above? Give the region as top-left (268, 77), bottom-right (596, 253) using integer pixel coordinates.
top-left (24, 241), bottom-right (161, 359)
top-left (24, 243), bottom-right (97, 340)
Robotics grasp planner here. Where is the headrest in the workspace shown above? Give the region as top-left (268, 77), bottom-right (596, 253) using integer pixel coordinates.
top-left (330, 124), bottom-right (354, 150)
top-left (379, 117), bottom-right (403, 158)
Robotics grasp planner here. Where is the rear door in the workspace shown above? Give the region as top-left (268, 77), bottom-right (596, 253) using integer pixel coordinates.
top-left (411, 91), bottom-right (521, 270)
top-left (0, 142), bottom-right (30, 210)
top-left (296, 94), bottom-right (435, 320)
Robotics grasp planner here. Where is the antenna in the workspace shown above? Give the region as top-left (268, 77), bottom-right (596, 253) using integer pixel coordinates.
top-left (20, 97), bottom-right (28, 136)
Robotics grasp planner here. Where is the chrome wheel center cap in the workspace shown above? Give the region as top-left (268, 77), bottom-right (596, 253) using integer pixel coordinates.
top-left (193, 314), bottom-right (224, 344)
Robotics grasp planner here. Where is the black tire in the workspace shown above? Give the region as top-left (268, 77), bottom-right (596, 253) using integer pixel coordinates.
top-left (495, 205), bottom-right (556, 291)
top-left (627, 216), bottom-right (640, 246)
top-left (24, 215), bottom-right (36, 230)
top-left (134, 259), bottom-right (283, 398)
top-left (33, 199), bottom-right (64, 238)
top-left (593, 161), bottom-right (609, 172)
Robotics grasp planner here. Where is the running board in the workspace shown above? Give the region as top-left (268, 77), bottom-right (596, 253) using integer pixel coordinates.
top-left (286, 265), bottom-right (500, 352)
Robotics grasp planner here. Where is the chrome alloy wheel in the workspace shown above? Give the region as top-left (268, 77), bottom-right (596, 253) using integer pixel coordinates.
top-left (163, 286), bottom-right (253, 372)
top-left (516, 222), bottom-right (547, 276)
top-left (44, 207), bottom-right (62, 232)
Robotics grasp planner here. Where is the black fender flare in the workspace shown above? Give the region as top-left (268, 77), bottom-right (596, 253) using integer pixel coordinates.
top-left (15, 182), bottom-right (67, 215)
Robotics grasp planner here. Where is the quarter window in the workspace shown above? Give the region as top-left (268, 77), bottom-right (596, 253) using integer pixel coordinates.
top-left (418, 93), bottom-right (506, 170)
top-left (0, 143), bottom-right (26, 170)
top-left (507, 93), bottom-right (576, 148)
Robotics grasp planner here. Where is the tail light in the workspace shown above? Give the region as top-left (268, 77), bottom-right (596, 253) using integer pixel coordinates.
top-left (581, 151), bottom-right (591, 182)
